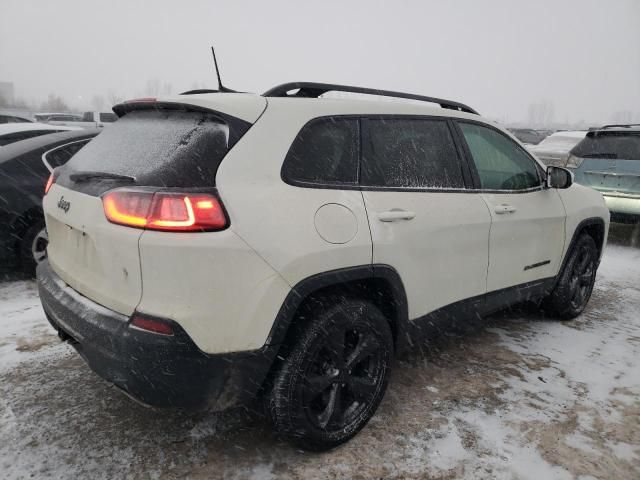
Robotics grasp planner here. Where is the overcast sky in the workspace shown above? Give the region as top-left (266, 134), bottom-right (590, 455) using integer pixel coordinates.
top-left (1, 0), bottom-right (639, 124)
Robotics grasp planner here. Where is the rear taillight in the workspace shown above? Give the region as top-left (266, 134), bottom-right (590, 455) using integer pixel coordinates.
top-left (565, 154), bottom-right (584, 169)
top-left (130, 313), bottom-right (174, 336)
top-left (102, 190), bottom-right (228, 231)
top-left (45, 174), bottom-right (54, 195)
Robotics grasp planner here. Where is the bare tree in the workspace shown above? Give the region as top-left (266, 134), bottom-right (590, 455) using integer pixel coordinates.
top-left (91, 95), bottom-right (105, 111)
top-left (527, 99), bottom-right (555, 127)
top-left (12, 97), bottom-right (31, 109)
top-left (40, 93), bottom-right (69, 112)
top-left (611, 110), bottom-right (633, 124)
top-left (145, 78), bottom-right (161, 96)
top-left (106, 89), bottom-right (123, 107)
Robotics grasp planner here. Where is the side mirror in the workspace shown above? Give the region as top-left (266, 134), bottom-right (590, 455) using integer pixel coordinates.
top-left (546, 166), bottom-right (573, 189)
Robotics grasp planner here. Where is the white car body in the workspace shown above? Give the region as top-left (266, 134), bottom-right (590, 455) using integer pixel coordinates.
top-left (0, 122), bottom-right (82, 146)
top-left (37, 85), bottom-right (610, 448)
top-left (528, 130), bottom-right (587, 167)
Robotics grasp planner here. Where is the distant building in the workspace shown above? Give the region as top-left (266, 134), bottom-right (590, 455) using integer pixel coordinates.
top-left (0, 82), bottom-right (15, 105)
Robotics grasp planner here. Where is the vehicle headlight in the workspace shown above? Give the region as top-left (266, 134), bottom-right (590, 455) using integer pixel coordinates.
top-left (565, 154), bottom-right (584, 169)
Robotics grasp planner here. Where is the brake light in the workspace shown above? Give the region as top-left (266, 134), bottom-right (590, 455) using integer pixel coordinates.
top-left (130, 313), bottom-right (174, 336)
top-left (102, 190), bottom-right (227, 231)
top-left (45, 174), bottom-right (54, 194)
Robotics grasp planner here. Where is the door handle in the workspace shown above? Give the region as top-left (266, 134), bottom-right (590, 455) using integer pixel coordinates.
top-left (494, 204), bottom-right (517, 214)
top-left (378, 210), bottom-right (416, 222)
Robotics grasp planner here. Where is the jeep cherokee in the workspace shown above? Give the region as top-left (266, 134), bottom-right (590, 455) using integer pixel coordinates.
top-left (37, 82), bottom-right (610, 451)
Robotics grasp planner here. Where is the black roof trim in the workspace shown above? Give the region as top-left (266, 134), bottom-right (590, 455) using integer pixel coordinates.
top-left (263, 82), bottom-right (479, 115)
top-left (598, 124), bottom-right (640, 129)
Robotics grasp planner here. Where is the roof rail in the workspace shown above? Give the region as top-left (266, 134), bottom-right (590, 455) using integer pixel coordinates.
top-left (599, 124), bottom-right (640, 129)
top-left (263, 82), bottom-right (479, 115)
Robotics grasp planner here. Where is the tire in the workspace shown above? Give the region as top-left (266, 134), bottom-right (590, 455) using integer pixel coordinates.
top-left (19, 220), bottom-right (48, 276)
top-left (544, 234), bottom-right (598, 319)
top-left (266, 299), bottom-right (393, 451)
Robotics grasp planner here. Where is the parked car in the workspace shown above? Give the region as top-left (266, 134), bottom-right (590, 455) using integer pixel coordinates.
top-left (528, 130), bottom-right (587, 166)
top-left (46, 111), bottom-right (118, 129)
top-left (37, 83), bottom-right (609, 451)
top-left (507, 128), bottom-right (548, 145)
top-left (0, 123), bottom-right (82, 147)
top-left (0, 129), bottom-right (99, 272)
top-left (0, 114), bottom-right (32, 124)
top-left (567, 124), bottom-right (640, 223)
top-left (34, 113), bottom-right (83, 123)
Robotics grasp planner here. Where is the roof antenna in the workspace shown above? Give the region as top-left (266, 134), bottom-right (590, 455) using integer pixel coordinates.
top-left (211, 46), bottom-right (235, 93)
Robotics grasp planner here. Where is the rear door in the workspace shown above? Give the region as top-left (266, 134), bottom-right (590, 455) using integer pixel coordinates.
top-left (361, 117), bottom-right (491, 320)
top-left (456, 121), bottom-right (566, 293)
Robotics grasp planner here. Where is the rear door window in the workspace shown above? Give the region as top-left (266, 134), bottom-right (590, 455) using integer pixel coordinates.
top-left (571, 132), bottom-right (640, 160)
top-left (458, 122), bottom-right (542, 190)
top-left (361, 118), bottom-right (465, 189)
top-left (282, 117), bottom-right (359, 185)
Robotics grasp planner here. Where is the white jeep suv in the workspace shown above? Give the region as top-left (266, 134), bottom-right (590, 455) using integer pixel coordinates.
top-left (37, 83), bottom-right (610, 451)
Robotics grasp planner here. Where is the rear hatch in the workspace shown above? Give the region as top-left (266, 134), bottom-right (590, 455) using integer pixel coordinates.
top-left (570, 130), bottom-right (640, 196)
top-left (44, 101), bottom-right (256, 315)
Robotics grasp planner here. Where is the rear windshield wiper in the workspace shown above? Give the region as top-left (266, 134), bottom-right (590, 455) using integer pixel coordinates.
top-left (69, 171), bottom-right (136, 183)
top-left (580, 152), bottom-right (618, 159)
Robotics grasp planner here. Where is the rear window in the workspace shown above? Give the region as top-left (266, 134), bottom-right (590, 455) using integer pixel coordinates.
top-left (61, 110), bottom-right (230, 190)
top-left (571, 132), bottom-right (640, 160)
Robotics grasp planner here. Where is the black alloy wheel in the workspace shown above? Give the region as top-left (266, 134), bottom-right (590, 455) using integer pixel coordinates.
top-left (544, 234), bottom-right (598, 319)
top-left (568, 241), bottom-right (597, 311)
top-left (267, 299), bottom-right (393, 451)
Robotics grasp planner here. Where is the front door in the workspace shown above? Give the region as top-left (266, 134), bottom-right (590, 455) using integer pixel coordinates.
top-left (456, 121), bottom-right (566, 293)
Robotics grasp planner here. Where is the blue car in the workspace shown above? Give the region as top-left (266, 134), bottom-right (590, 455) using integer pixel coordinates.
top-left (567, 125), bottom-right (640, 223)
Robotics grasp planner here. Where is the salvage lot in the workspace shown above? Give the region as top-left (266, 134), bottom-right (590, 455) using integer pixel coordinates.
top-left (1, 225), bottom-right (639, 479)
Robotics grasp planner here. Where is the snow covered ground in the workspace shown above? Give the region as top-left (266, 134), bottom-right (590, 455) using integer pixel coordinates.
top-left (0, 237), bottom-right (639, 479)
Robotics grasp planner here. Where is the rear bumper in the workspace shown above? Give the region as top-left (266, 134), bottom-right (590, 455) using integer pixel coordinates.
top-left (602, 194), bottom-right (640, 222)
top-left (37, 260), bottom-right (277, 409)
